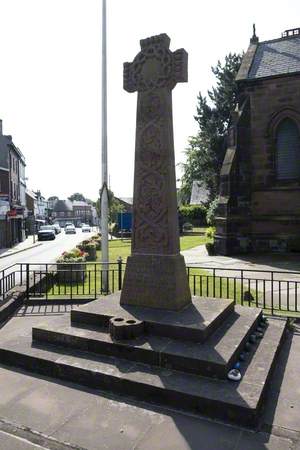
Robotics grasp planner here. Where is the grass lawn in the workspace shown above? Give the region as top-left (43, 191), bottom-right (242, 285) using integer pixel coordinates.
top-left (103, 234), bottom-right (211, 263)
top-left (180, 235), bottom-right (211, 251)
top-left (44, 235), bottom-right (260, 304)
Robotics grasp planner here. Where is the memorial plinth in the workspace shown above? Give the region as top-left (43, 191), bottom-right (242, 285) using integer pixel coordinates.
top-left (120, 33), bottom-right (191, 310)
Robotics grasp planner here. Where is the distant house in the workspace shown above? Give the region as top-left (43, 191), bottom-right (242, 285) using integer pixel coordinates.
top-left (0, 119), bottom-right (26, 248)
top-left (52, 200), bottom-right (74, 226)
top-left (51, 198), bottom-right (96, 226)
top-left (72, 200), bottom-right (93, 226)
top-left (189, 181), bottom-right (209, 205)
top-left (34, 191), bottom-right (49, 221)
top-left (116, 197), bottom-right (133, 212)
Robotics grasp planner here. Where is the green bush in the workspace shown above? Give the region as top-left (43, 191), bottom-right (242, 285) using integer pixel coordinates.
top-left (205, 226), bottom-right (216, 240)
top-left (179, 204), bottom-right (207, 225)
top-left (206, 197), bottom-right (219, 225)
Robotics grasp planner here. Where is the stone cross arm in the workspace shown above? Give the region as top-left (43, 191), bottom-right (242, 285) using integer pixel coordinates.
top-left (123, 33), bottom-right (188, 93)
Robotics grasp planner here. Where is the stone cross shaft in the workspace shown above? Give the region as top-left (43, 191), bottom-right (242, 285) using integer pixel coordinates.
top-left (124, 33), bottom-right (187, 255)
top-left (120, 34), bottom-right (191, 310)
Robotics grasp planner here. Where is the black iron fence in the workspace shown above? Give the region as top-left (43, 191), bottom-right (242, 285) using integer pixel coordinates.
top-left (1, 261), bottom-right (300, 316)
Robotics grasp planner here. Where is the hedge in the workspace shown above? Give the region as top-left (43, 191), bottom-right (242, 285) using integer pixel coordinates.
top-left (179, 205), bottom-right (207, 226)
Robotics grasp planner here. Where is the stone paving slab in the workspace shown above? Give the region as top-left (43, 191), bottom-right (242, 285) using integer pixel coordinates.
top-left (0, 431), bottom-right (48, 450)
top-left (0, 364), bottom-right (294, 450)
top-left (0, 343), bottom-right (295, 448)
top-left (263, 328), bottom-right (300, 435)
top-left (0, 308), bottom-right (298, 449)
top-left (134, 420), bottom-right (293, 450)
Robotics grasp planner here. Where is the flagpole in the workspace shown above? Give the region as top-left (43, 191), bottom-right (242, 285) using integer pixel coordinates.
top-left (101, 0), bottom-right (109, 292)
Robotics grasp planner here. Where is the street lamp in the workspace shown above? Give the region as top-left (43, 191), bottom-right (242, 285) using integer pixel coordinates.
top-left (101, 0), bottom-right (109, 292)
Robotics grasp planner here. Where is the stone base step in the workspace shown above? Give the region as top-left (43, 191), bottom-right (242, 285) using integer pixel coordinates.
top-left (0, 318), bottom-right (287, 427)
top-left (70, 293), bottom-right (235, 343)
top-left (32, 305), bottom-right (262, 378)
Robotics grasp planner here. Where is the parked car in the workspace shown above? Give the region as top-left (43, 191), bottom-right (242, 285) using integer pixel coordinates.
top-left (53, 223), bottom-right (61, 234)
top-left (82, 224), bottom-right (91, 232)
top-left (38, 225), bottom-right (56, 241)
top-left (65, 222), bottom-right (73, 227)
top-left (65, 224), bottom-right (76, 234)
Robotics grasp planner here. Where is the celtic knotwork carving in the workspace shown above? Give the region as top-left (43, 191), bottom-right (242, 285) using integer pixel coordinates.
top-left (141, 93), bottom-right (164, 122)
top-left (133, 148), bottom-right (169, 252)
top-left (139, 124), bottom-right (165, 171)
top-left (123, 33), bottom-right (187, 92)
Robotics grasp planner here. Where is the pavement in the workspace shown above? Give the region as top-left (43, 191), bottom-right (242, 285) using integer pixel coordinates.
top-left (0, 237), bottom-right (42, 259)
top-left (181, 246), bottom-right (300, 313)
top-left (0, 230), bottom-right (98, 273)
top-left (0, 306), bottom-right (299, 449)
top-left (181, 245), bottom-right (300, 273)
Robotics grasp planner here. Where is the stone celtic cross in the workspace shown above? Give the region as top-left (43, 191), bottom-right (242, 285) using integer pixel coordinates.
top-left (120, 34), bottom-right (191, 310)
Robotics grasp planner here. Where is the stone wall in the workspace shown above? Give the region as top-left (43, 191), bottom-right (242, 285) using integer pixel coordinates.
top-left (216, 73), bottom-right (300, 254)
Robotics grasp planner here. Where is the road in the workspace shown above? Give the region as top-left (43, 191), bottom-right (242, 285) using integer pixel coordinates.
top-left (0, 229), bottom-right (97, 272)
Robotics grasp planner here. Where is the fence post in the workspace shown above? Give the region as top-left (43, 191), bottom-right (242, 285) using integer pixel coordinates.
top-left (241, 270), bottom-right (244, 305)
top-left (117, 256), bottom-right (122, 291)
top-left (26, 264), bottom-right (30, 301)
top-left (2, 270), bottom-right (5, 302)
top-left (271, 271), bottom-right (274, 315)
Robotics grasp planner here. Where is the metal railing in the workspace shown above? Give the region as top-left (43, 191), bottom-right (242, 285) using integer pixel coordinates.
top-left (187, 266), bottom-right (300, 316)
top-left (1, 261), bottom-right (300, 316)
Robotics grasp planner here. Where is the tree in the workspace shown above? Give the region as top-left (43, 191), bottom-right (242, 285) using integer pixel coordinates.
top-left (180, 53), bottom-right (242, 202)
top-left (96, 189), bottom-right (124, 223)
top-left (68, 193), bottom-right (86, 202)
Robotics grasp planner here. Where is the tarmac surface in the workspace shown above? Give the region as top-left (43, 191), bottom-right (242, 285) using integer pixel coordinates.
top-left (0, 304), bottom-right (299, 449)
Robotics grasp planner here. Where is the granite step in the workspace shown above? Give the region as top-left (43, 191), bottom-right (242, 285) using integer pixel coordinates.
top-left (70, 293), bottom-right (235, 343)
top-left (0, 318), bottom-right (287, 427)
top-left (32, 305), bottom-right (262, 378)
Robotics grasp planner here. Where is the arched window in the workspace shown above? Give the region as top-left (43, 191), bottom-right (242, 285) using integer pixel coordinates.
top-left (276, 118), bottom-right (300, 180)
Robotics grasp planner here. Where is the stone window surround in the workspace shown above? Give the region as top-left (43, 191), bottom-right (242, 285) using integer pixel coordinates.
top-left (265, 107), bottom-right (300, 187)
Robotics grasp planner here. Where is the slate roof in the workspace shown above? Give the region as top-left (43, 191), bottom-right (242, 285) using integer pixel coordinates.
top-left (248, 36), bottom-right (300, 79)
top-left (72, 200), bottom-right (88, 207)
top-left (190, 181), bottom-right (209, 205)
top-left (53, 199), bottom-right (73, 212)
top-left (118, 197), bottom-right (133, 205)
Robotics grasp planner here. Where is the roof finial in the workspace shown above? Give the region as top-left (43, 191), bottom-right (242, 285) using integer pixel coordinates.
top-left (250, 23), bottom-right (259, 44)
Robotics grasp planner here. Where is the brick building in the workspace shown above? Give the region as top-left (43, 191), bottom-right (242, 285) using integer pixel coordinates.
top-left (215, 27), bottom-right (300, 255)
top-left (0, 120), bottom-right (26, 248)
top-left (50, 198), bottom-right (96, 227)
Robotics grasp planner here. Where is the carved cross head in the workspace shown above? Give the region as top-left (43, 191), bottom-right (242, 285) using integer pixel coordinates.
top-left (124, 33), bottom-right (188, 93)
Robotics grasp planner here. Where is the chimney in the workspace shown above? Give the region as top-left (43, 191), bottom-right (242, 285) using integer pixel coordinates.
top-left (250, 23), bottom-right (259, 44)
top-left (0, 120), bottom-right (2, 136)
